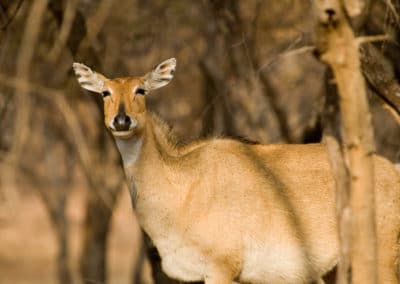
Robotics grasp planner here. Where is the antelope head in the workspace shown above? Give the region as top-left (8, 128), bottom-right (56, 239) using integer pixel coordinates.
top-left (72, 58), bottom-right (176, 139)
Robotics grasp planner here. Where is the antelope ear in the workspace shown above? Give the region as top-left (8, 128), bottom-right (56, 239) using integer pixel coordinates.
top-left (143, 58), bottom-right (176, 91)
top-left (72, 63), bottom-right (108, 93)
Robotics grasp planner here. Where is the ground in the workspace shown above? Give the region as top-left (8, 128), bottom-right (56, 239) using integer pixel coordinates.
top-left (0, 184), bottom-right (151, 284)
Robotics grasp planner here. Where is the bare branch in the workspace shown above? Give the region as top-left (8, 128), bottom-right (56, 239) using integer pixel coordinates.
top-left (48, 0), bottom-right (78, 62)
top-left (0, 0), bottom-right (24, 30)
top-left (382, 104), bottom-right (400, 125)
top-left (86, 0), bottom-right (116, 42)
top-left (1, 0), bottom-right (48, 206)
top-left (0, 74), bottom-right (115, 208)
top-left (280, 46), bottom-right (316, 58)
top-left (384, 0), bottom-right (400, 24)
top-left (322, 69), bottom-right (351, 284)
top-left (360, 43), bottom-right (400, 116)
top-left (356, 34), bottom-right (390, 45)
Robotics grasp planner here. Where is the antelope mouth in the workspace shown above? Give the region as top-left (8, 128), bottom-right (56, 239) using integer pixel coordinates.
top-left (110, 129), bottom-right (135, 138)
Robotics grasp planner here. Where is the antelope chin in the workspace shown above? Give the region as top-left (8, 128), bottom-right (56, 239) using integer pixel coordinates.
top-left (111, 129), bottom-right (135, 139)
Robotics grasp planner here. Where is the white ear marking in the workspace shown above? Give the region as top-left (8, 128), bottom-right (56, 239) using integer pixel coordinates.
top-left (72, 62), bottom-right (107, 93)
top-left (144, 58), bottom-right (176, 91)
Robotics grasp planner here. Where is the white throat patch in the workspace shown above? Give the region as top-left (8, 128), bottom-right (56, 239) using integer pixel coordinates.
top-left (115, 137), bottom-right (143, 167)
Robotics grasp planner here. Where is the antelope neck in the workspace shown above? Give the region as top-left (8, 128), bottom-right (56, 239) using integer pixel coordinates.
top-left (114, 113), bottom-right (178, 169)
top-left (115, 135), bottom-right (143, 167)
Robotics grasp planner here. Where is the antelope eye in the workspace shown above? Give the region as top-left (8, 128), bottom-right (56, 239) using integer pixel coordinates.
top-left (135, 88), bottom-right (146, 95)
top-left (102, 90), bottom-right (111, 97)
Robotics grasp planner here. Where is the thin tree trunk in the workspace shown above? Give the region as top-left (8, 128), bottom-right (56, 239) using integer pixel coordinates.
top-left (314, 0), bottom-right (378, 283)
top-left (204, 0), bottom-right (289, 143)
top-left (54, 210), bottom-right (72, 284)
top-left (80, 188), bottom-right (116, 283)
top-left (322, 69), bottom-right (351, 284)
top-left (37, 190), bottom-right (73, 284)
top-left (48, 3), bottom-right (125, 283)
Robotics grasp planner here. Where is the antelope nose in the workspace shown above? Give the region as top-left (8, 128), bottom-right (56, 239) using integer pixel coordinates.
top-left (113, 113), bottom-right (131, 131)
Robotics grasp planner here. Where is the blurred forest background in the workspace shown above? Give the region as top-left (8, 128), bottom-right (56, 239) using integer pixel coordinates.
top-left (0, 0), bottom-right (399, 283)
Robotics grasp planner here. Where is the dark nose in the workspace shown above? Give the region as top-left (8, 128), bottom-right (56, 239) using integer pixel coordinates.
top-left (113, 113), bottom-right (131, 131)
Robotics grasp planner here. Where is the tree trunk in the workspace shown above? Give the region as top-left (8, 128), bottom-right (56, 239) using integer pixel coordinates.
top-left (314, 1), bottom-right (378, 283)
top-left (322, 68), bottom-right (351, 284)
top-left (202, 0), bottom-right (289, 143)
top-left (80, 188), bottom-right (117, 283)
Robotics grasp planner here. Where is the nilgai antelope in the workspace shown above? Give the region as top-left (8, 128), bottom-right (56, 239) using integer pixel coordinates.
top-left (73, 58), bottom-right (400, 284)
